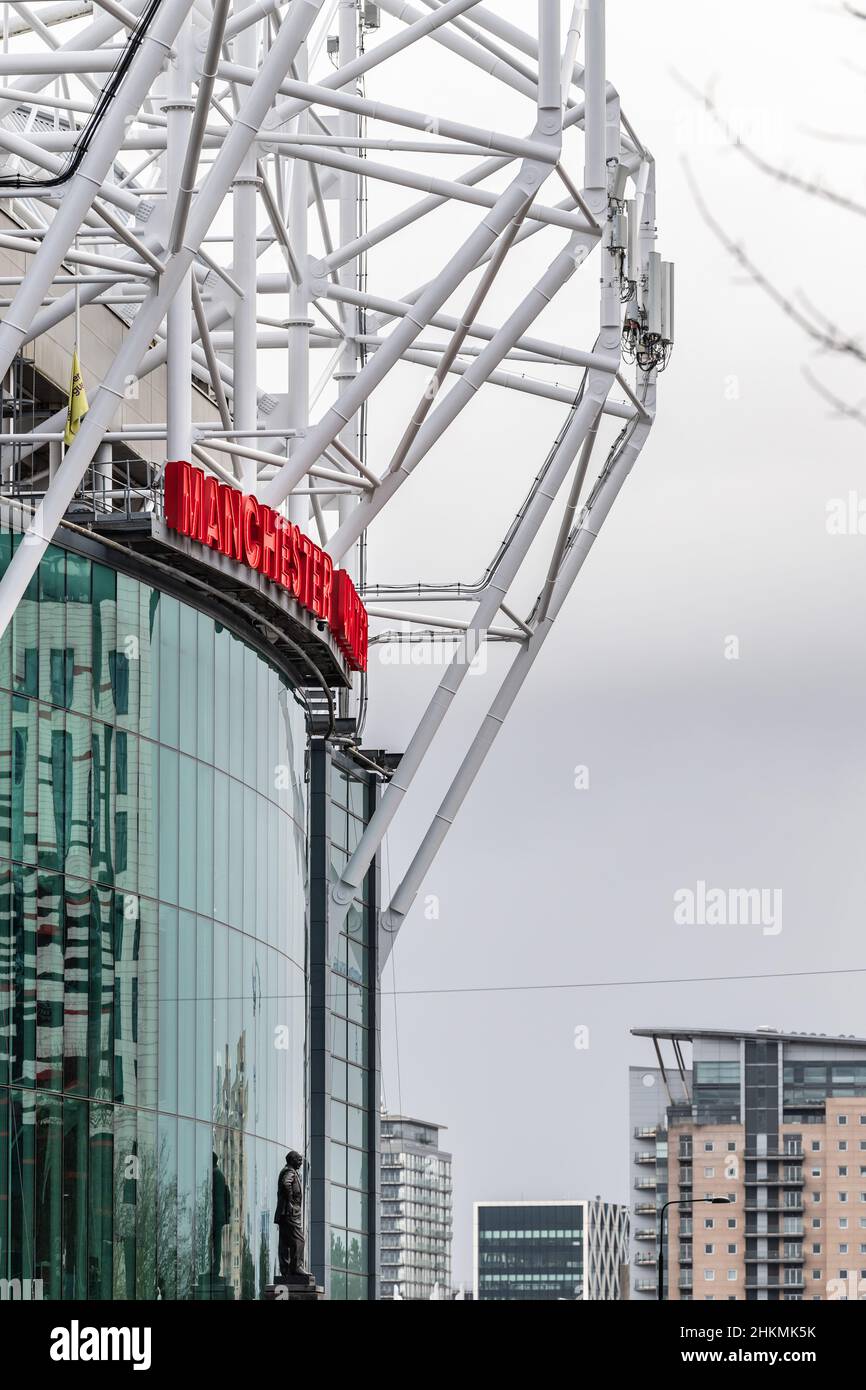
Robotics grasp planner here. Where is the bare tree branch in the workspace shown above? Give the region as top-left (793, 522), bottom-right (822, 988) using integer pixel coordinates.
top-left (795, 289), bottom-right (866, 356)
top-left (803, 365), bottom-right (866, 428)
top-left (798, 125), bottom-right (866, 145)
top-left (672, 70), bottom-right (866, 218)
top-left (682, 158), bottom-right (866, 366)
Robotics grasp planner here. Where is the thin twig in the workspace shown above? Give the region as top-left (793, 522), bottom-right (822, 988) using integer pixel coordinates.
top-left (802, 365), bottom-right (866, 428)
top-left (672, 70), bottom-right (866, 219)
top-left (682, 158), bottom-right (866, 366)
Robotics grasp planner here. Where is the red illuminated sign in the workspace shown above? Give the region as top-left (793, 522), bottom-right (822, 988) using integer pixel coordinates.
top-left (164, 459), bottom-right (368, 672)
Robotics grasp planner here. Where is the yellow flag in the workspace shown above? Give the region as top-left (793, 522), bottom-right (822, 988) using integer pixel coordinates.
top-left (63, 348), bottom-right (88, 446)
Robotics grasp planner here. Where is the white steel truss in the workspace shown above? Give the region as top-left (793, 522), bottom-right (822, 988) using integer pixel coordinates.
top-left (0, 0), bottom-right (670, 960)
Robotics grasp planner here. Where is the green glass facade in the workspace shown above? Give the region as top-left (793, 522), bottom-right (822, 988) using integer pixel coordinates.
top-left (0, 532), bottom-right (310, 1299)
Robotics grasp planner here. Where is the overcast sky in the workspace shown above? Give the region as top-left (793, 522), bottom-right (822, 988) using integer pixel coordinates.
top-left (338, 1), bottom-right (866, 1285)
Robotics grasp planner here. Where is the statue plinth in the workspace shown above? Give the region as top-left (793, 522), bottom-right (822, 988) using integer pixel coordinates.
top-left (195, 1273), bottom-right (234, 1301)
top-left (264, 1273), bottom-right (324, 1302)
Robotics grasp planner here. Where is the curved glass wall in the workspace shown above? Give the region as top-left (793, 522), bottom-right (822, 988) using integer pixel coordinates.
top-left (0, 534), bottom-right (308, 1299)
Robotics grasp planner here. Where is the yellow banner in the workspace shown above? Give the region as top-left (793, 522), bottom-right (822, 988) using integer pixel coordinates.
top-left (63, 348), bottom-right (88, 447)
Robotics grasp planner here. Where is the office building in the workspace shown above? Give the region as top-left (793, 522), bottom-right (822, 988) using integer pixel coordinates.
top-left (379, 1114), bottom-right (452, 1300)
top-left (473, 1198), bottom-right (627, 1300)
top-left (630, 1026), bottom-right (866, 1300)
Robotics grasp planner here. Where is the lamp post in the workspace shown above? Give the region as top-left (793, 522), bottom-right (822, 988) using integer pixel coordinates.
top-left (657, 1196), bottom-right (731, 1301)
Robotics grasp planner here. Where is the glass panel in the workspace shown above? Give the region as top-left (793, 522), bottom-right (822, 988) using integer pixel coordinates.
top-left (177, 911), bottom-right (196, 1118)
top-left (66, 553), bottom-right (91, 718)
top-left (178, 603), bottom-right (197, 757)
top-left (158, 746), bottom-right (179, 907)
top-left (329, 1182), bottom-right (347, 1228)
top-left (331, 1100), bottom-right (347, 1145)
top-left (89, 884), bottom-right (114, 1103)
top-left (158, 595), bottom-right (179, 749)
top-left (9, 1087), bottom-right (36, 1281)
top-left (135, 1108), bottom-right (157, 1299)
top-left (62, 1095), bottom-right (88, 1301)
top-left (196, 611), bottom-right (214, 765)
top-left (196, 763), bottom-right (213, 919)
top-left (346, 1147), bottom-right (367, 1192)
top-left (176, 1117), bottom-right (196, 1300)
top-left (330, 1142), bottom-right (347, 1186)
top-left (156, 1113), bottom-right (178, 1299)
top-left (158, 905), bottom-right (178, 1113)
top-left (113, 1104), bottom-right (137, 1298)
top-left (115, 573), bottom-right (140, 732)
top-left (346, 1186), bottom-right (364, 1233)
top-left (34, 1091), bottom-right (62, 1298)
top-left (36, 870), bottom-right (63, 1092)
top-left (91, 563), bottom-right (116, 723)
top-left (178, 755), bottom-right (196, 912)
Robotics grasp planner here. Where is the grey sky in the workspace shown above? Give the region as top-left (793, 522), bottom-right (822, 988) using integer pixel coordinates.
top-left (349, 1), bottom-right (866, 1284)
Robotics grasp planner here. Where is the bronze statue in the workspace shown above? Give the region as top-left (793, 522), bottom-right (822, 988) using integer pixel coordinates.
top-left (274, 1150), bottom-right (307, 1279)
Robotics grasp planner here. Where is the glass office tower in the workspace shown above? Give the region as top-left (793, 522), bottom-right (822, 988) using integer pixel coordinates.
top-left (0, 525), bottom-right (379, 1299)
top-left (473, 1199), bottom-right (627, 1301)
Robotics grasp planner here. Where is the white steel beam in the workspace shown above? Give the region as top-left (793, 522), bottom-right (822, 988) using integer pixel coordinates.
top-left (0, 0), bottom-right (325, 639)
top-left (380, 391), bottom-right (656, 952)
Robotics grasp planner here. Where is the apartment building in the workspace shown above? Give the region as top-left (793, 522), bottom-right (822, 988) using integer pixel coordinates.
top-left (629, 1027), bottom-right (866, 1300)
top-left (380, 1115), bottom-right (452, 1300)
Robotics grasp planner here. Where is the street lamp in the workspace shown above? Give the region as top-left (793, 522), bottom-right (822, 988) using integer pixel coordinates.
top-left (657, 1196), bottom-right (731, 1301)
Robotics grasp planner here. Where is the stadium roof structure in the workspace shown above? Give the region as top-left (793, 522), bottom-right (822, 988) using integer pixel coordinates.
top-left (0, 0), bottom-right (668, 956)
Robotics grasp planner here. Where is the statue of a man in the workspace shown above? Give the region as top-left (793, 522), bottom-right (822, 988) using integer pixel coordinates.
top-left (274, 1150), bottom-right (307, 1279)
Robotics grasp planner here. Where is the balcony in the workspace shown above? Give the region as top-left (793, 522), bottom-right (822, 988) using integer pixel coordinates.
top-left (634, 1252), bottom-right (657, 1266)
top-left (635, 1179), bottom-right (658, 1192)
top-left (669, 1105), bottom-right (740, 1125)
top-left (745, 1277), bottom-right (805, 1292)
top-left (744, 1251), bottom-right (804, 1265)
top-left (744, 1147), bottom-right (802, 1160)
top-left (743, 1172), bottom-right (803, 1187)
top-left (634, 1125), bottom-right (660, 1140)
top-left (744, 1198), bottom-right (804, 1214)
top-left (634, 1203), bottom-right (657, 1217)
top-left (634, 1151), bottom-right (657, 1166)
top-left (668, 1105), bottom-right (692, 1123)
top-left (633, 1279), bottom-right (658, 1293)
top-left (634, 1228), bottom-right (658, 1242)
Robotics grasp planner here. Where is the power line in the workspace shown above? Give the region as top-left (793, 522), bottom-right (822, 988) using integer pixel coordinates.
top-left (376, 965), bottom-right (866, 998)
top-left (154, 964), bottom-right (866, 1005)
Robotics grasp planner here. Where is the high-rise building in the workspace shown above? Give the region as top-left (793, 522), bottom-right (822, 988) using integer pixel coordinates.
top-left (379, 1114), bottom-right (452, 1300)
top-left (473, 1199), bottom-right (627, 1301)
top-left (629, 1026), bottom-right (866, 1301)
